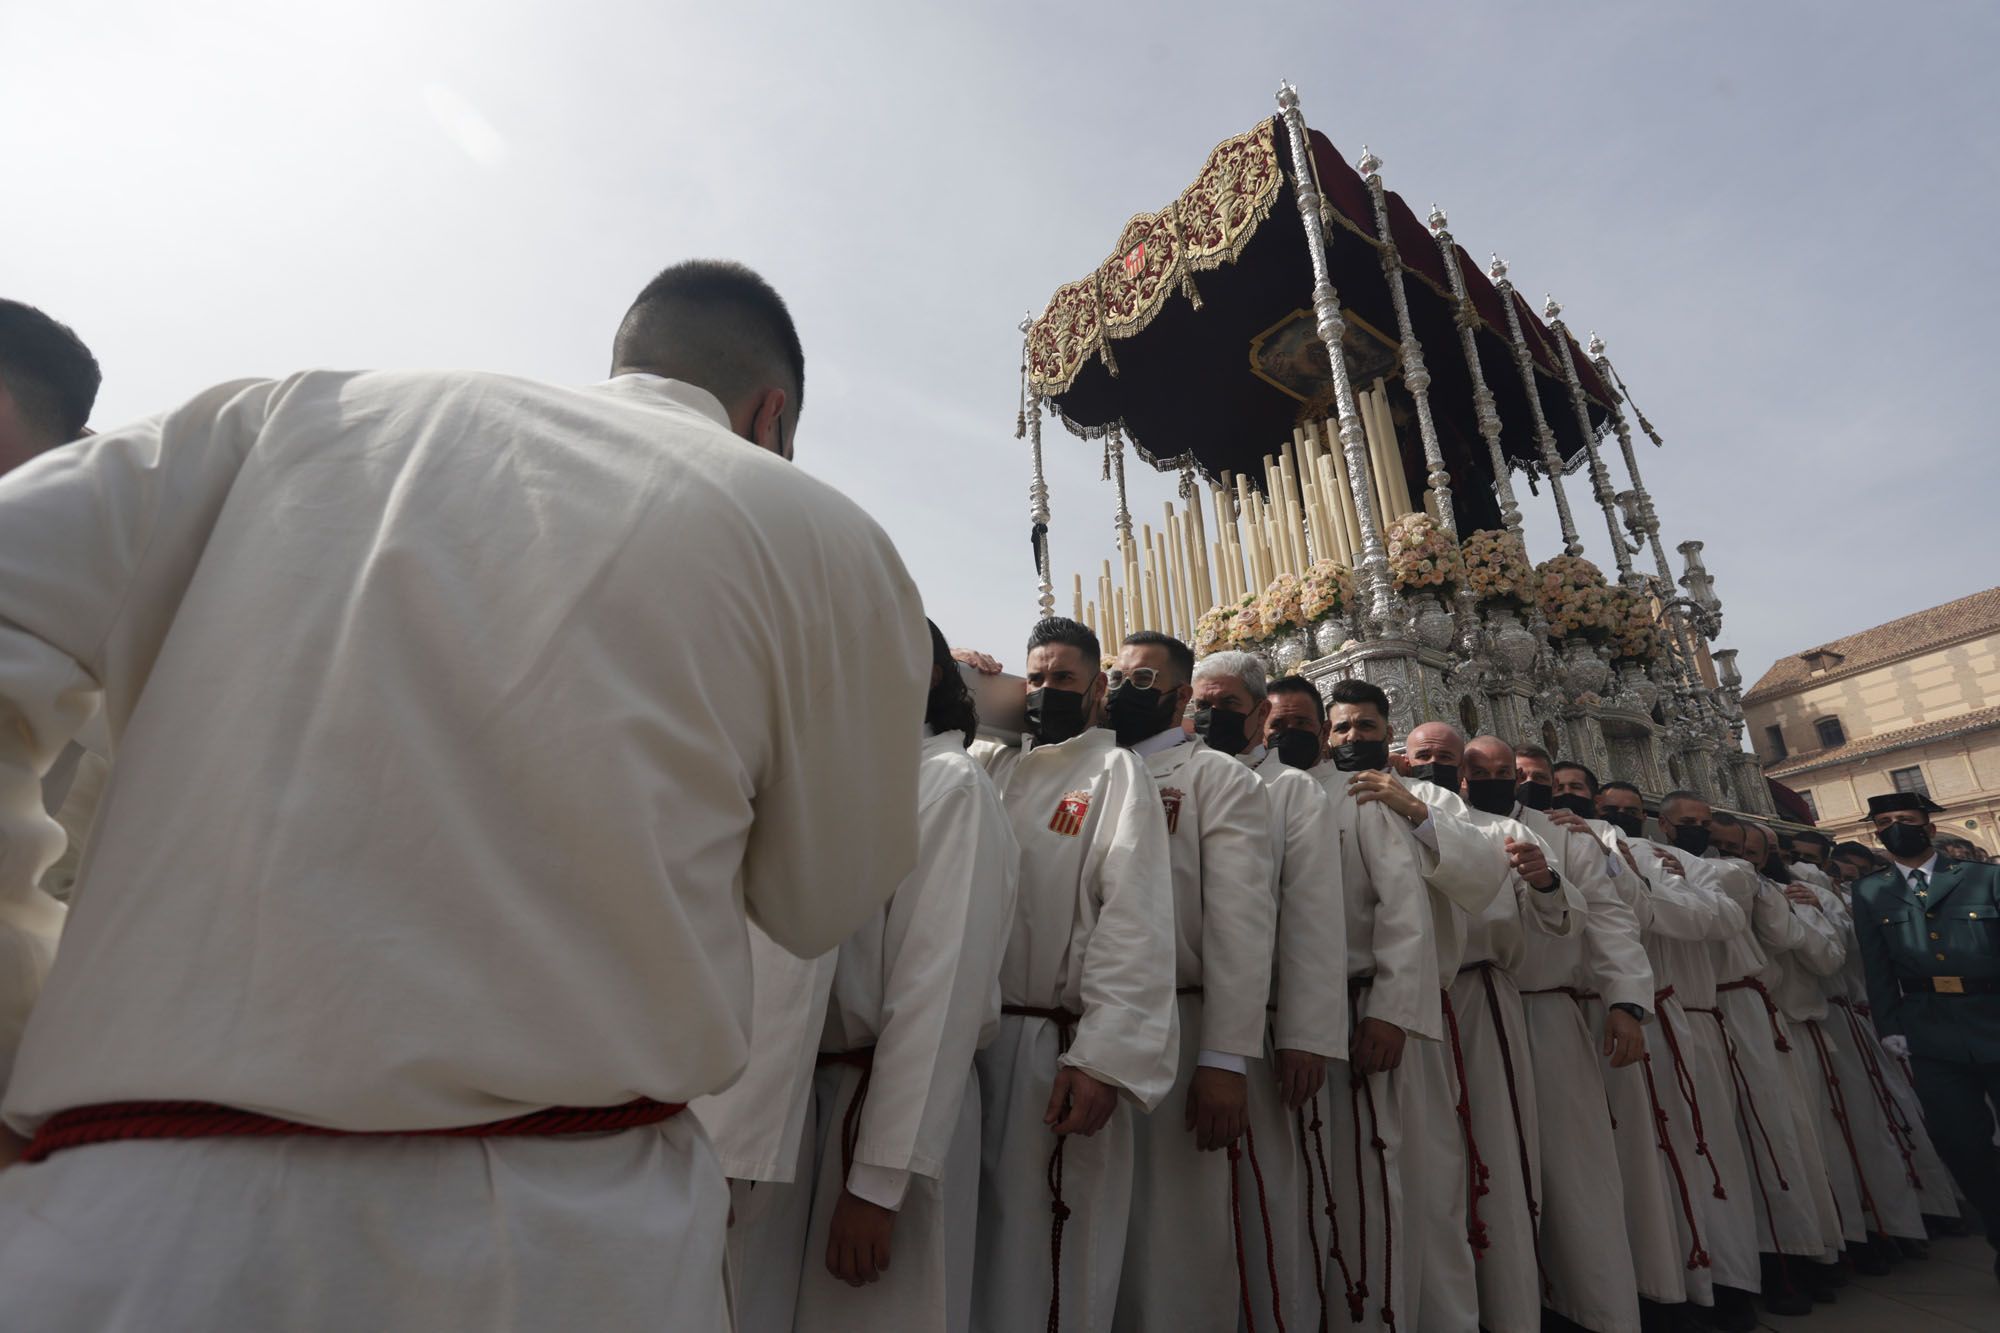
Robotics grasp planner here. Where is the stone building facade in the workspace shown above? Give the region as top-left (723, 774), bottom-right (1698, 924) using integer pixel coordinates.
top-left (1743, 587), bottom-right (2000, 852)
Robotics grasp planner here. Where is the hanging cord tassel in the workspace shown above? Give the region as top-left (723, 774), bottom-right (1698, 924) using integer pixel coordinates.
top-left (1244, 1123), bottom-right (1288, 1332)
top-left (1302, 1091), bottom-right (1358, 1322)
top-left (1441, 989), bottom-right (1492, 1256)
top-left (1359, 1075), bottom-right (1397, 1329)
top-left (1348, 1072), bottom-right (1374, 1324)
top-left (1640, 1051), bottom-right (1712, 1269)
top-left (1477, 965), bottom-right (1549, 1298)
top-left (1694, 1006), bottom-right (1789, 1262)
top-left (1806, 1020), bottom-right (1884, 1235)
top-left (1653, 989), bottom-right (1725, 1200)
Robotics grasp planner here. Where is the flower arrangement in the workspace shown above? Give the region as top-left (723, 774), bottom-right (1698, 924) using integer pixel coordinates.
top-left (1258, 572), bottom-right (1305, 634)
top-left (1607, 586), bottom-right (1664, 664)
top-left (1459, 528), bottom-right (1534, 610)
top-left (1228, 594), bottom-right (1269, 648)
top-left (1194, 604), bottom-right (1237, 656)
top-left (1300, 559), bottom-right (1355, 622)
top-left (1385, 512), bottom-right (1463, 597)
top-left (1535, 554), bottom-right (1614, 642)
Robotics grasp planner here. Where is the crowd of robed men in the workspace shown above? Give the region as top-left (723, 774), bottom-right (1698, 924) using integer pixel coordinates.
top-left (0, 267), bottom-right (1994, 1333)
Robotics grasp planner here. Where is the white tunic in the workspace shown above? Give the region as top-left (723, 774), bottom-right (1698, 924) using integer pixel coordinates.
top-left (1512, 806), bottom-right (1645, 1333)
top-left (971, 727), bottom-right (1176, 1333)
top-left (0, 371), bottom-right (930, 1330)
top-left (1240, 747), bottom-right (1344, 1333)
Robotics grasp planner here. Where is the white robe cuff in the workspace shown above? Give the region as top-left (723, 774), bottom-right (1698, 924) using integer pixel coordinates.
top-left (846, 1160), bottom-right (911, 1211)
top-left (1196, 1049), bottom-right (1247, 1074)
top-left (1412, 816), bottom-right (1437, 849)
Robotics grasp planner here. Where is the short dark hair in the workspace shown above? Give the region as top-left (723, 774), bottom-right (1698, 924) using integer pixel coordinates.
top-left (1660, 789), bottom-right (1707, 816)
top-left (611, 260), bottom-right (804, 415)
top-left (0, 299), bottom-right (100, 444)
top-left (1516, 744), bottom-right (1553, 767)
top-left (1267, 675), bottom-right (1326, 725)
top-left (1710, 810), bottom-right (1740, 828)
top-left (1552, 760), bottom-right (1599, 794)
top-left (1122, 630), bottom-right (1193, 684)
top-left (925, 619), bottom-right (978, 745)
top-left (1025, 615), bottom-right (1100, 666)
top-left (1600, 780), bottom-right (1644, 801)
top-left (1327, 677), bottom-right (1390, 721)
top-left (1832, 840), bottom-right (1879, 863)
top-left (1794, 830), bottom-right (1832, 851)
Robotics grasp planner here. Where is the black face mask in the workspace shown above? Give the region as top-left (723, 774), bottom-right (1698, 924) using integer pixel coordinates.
top-left (1669, 824), bottom-right (1712, 858)
top-left (1515, 780), bottom-right (1553, 812)
top-left (1409, 762), bottom-right (1460, 793)
top-left (1105, 683), bottom-right (1177, 748)
top-left (1764, 856), bottom-right (1793, 883)
top-left (1602, 808), bottom-right (1645, 838)
top-left (1192, 704), bottom-right (1250, 757)
top-left (1879, 822), bottom-right (1932, 860)
top-left (1330, 738), bottom-right (1390, 772)
top-left (1274, 729), bottom-right (1323, 771)
top-left (1466, 777), bottom-right (1517, 816)
top-left (1024, 687), bottom-right (1089, 748)
top-left (1552, 793), bottom-right (1598, 820)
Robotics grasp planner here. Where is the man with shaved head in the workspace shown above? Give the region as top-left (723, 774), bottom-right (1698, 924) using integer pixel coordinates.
top-left (0, 260), bottom-right (931, 1330)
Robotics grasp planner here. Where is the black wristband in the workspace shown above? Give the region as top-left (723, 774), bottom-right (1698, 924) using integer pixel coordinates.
top-left (1533, 867), bottom-right (1563, 894)
top-left (1610, 1002), bottom-right (1645, 1022)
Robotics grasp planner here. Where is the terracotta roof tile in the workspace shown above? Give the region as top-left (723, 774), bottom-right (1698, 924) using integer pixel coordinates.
top-left (1765, 702), bottom-right (2000, 779)
top-left (1743, 586), bottom-right (2000, 704)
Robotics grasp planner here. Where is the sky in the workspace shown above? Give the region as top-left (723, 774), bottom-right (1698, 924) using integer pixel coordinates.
top-left (5, 1), bottom-right (1997, 700)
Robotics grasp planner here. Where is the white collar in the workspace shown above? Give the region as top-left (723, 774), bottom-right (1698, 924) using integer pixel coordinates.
top-left (593, 374), bottom-right (733, 431)
top-left (1897, 854), bottom-right (1941, 884)
top-left (1131, 727), bottom-right (1190, 758)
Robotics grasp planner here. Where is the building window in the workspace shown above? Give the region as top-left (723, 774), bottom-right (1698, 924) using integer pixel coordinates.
top-left (1797, 789), bottom-right (1819, 820)
top-left (1764, 724), bottom-right (1788, 761)
top-left (1890, 766), bottom-right (1929, 796)
top-left (1814, 716), bottom-right (1846, 749)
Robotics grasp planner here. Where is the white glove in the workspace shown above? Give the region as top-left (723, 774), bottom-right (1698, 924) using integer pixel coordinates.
top-left (1881, 1034), bottom-right (1909, 1059)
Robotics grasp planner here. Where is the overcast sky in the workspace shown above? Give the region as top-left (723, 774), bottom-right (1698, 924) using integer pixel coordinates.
top-left (6, 1), bottom-right (1996, 701)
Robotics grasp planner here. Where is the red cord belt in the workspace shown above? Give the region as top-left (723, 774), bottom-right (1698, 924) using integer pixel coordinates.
top-left (23, 1097), bottom-right (685, 1165)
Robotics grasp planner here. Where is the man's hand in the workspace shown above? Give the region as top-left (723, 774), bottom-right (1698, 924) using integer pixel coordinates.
top-left (1783, 884), bottom-right (1822, 910)
top-left (1603, 1007), bottom-right (1645, 1068)
top-left (825, 1190), bottom-right (896, 1287)
top-left (1617, 841), bottom-right (1642, 876)
top-left (1547, 808), bottom-right (1591, 834)
top-left (1351, 1017), bottom-right (1407, 1076)
top-left (1505, 837), bottom-right (1556, 890)
top-left (951, 649), bottom-right (1003, 675)
top-left (1347, 770), bottom-right (1429, 824)
top-left (1880, 1033), bottom-right (1909, 1060)
top-left (1654, 851), bottom-right (1687, 878)
top-left (1045, 1066), bottom-right (1119, 1137)
top-left (1275, 1048), bottom-right (1328, 1111)
top-left (1185, 1066), bottom-right (1249, 1151)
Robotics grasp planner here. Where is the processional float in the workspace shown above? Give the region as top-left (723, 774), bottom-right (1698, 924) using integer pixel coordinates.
top-left (1014, 82), bottom-right (1770, 814)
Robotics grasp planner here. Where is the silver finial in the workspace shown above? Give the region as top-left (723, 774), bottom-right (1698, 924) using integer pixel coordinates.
top-left (1488, 253), bottom-right (1508, 282)
top-left (1357, 144), bottom-right (1381, 176)
top-left (1276, 81), bottom-right (1299, 110)
top-left (1018, 314), bottom-right (1033, 335)
top-left (1586, 332), bottom-right (1605, 358)
top-left (1427, 203), bottom-right (1448, 234)
top-left (1542, 295), bottom-right (1561, 321)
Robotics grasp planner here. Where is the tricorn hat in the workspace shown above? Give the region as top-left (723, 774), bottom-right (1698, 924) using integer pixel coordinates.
top-left (1867, 791), bottom-right (1944, 817)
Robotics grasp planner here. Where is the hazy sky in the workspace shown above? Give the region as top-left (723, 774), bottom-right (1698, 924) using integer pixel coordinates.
top-left (6, 2), bottom-right (1996, 699)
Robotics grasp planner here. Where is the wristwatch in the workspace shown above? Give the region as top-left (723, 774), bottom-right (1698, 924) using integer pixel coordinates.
top-left (1610, 1002), bottom-right (1645, 1022)
top-left (1532, 868), bottom-right (1564, 894)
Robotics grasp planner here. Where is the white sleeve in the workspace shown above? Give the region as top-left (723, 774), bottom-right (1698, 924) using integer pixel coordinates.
top-left (1193, 757), bottom-right (1276, 1060)
top-left (1273, 776), bottom-right (1347, 1058)
top-left (1569, 829), bottom-right (1652, 1012)
top-left (0, 379), bottom-right (277, 1098)
top-left (1065, 752), bottom-right (1180, 1110)
top-left (1355, 803), bottom-right (1443, 1042)
top-left (851, 771), bottom-right (1019, 1185)
top-left (741, 540), bottom-right (929, 961)
top-left (1417, 807), bottom-right (1511, 917)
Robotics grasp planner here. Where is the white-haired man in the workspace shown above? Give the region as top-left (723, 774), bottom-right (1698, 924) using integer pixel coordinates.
top-left (1191, 651), bottom-right (1344, 1332)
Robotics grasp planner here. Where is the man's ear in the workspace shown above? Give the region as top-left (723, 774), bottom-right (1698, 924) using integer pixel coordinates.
top-left (750, 388), bottom-right (789, 458)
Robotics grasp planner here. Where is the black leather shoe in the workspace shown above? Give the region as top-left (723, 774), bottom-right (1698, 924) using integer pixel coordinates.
top-left (1709, 1286), bottom-right (1757, 1333)
top-left (1803, 1263), bottom-right (1839, 1303)
top-left (1896, 1236), bottom-right (1930, 1260)
top-left (1847, 1241), bottom-right (1892, 1276)
top-left (1924, 1211), bottom-right (1966, 1237)
top-left (1818, 1260), bottom-right (1850, 1288)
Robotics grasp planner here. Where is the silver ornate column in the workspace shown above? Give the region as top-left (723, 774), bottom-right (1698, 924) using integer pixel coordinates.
top-left (1275, 82), bottom-right (1396, 630)
top-left (1544, 297), bottom-right (1634, 582)
top-left (1587, 334), bottom-right (1675, 592)
top-left (1430, 208), bottom-right (1520, 537)
top-left (1358, 147), bottom-right (1454, 537)
top-left (1020, 317), bottom-right (1056, 620)
top-left (1490, 256), bottom-right (1582, 555)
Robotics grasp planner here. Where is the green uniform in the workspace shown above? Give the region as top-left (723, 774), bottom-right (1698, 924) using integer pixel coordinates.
top-left (1852, 854), bottom-right (2000, 1262)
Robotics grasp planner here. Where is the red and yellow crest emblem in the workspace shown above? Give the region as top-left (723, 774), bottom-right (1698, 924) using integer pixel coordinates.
top-left (1049, 790), bottom-right (1092, 837)
top-left (1160, 787), bottom-right (1186, 835)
